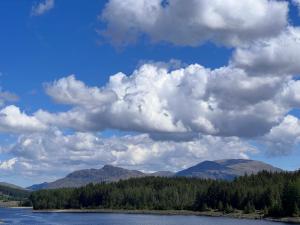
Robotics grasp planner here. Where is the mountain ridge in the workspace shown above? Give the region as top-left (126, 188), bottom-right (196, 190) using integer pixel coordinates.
top-left (0, 182), bottom-right (29, 201)
top-left (176, 159), bottom-right (282, 180)
top-left (0, 182), bottom-right (26, 190)
top-left (27, 159), bottom-right (282, 190)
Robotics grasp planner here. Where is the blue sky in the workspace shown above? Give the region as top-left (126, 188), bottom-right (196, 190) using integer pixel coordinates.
top-left (0, 0), bottom-right (233, 110)
top-left (0, 0), bottom-right (300, 186)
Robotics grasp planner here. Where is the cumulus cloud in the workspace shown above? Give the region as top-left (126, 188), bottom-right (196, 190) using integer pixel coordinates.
top-left (31, 0), bottom-right (54, 16)
top-left (0, 105), bottom-right (47, 133)
top-left (45, 75), bottom-right (117, 107)
top-left (1, 129), bottom-right (255, 180)
top-left (232, 27), bottom-right (300, 76)
top-left (41, 63), bottom-right (296, 138)
top-left (0, 0), bottom-right (299, 183)
top-left (262, 115), bottom-right (300, 155)
top-left (101, 0), bottom-right (288, 47)
top-left (278, 79), bottom-right (300, 108)
top-left (0, 62), bottom-right (298, 163)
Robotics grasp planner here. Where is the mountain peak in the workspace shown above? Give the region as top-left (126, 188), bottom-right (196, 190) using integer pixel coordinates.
top-left (193, 160), bottom-right (228, 170)
top-left (176, 159), bottom-right (282, 180)
top-left (215, 158), bottom-right (252, 165)
top-left (28, 159), bottom-right (283, 190)
top-left (102, 165), bottom-right (120, 170)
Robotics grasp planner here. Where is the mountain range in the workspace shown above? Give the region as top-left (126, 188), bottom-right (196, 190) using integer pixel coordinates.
top-left (28, 159), bottom-right (282, 190)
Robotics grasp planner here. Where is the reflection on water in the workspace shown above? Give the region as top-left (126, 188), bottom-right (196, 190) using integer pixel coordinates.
top-left (0, 208), bottom-right (293, 225)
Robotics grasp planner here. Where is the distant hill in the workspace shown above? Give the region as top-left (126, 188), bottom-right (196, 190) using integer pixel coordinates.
top-left (28, 159), bottom-right (283, 190)
top-left (176, 159), bottom-right (282, 180)
top-left (148, 171), bottom-right (175, 177)
top-left (0, 182), bottom-right (26, 190)
top-left (27, 182), bottom-right (49, 191)
top-left (29, 165), bottom-right (147, 190)
top-left (0, 183), bottom-right (29, 200)
top-left (28, 166), bottom-right (175, 190)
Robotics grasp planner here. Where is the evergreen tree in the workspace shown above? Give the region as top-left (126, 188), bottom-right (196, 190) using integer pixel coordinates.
top-left (29, 170), bottom-right (300, 218)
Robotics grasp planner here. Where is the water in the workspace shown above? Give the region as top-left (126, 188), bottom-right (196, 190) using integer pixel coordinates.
top-left (0, 208), bottom-right (293, 225)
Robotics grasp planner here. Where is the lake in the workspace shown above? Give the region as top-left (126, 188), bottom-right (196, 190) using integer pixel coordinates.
top-left (0, 208), bottom-right (294, 225)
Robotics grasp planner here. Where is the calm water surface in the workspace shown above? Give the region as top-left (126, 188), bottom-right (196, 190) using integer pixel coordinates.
top-left (0, 208), bottom-right (293, 225)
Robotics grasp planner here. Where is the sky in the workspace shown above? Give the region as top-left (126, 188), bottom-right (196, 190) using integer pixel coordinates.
top-left (0, 0), bottom-right (300, 187)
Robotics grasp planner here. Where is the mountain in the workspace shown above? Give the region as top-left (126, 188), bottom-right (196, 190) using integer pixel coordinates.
top-left (176, 159), bottom-right (282, 180)
top-left (29, 165), bottom-right (147, 190)
top-left (0, 182), bottom-right (26, 190)
top-left (149, 171), bottom-right (175, 177)
top-left (28, 166), bottom-right (175, 190)
top-left (28, 159), bottom-right (283, 190)
top-left (27, 182), bottom-right (49, 191)
top-left (0, 182), bottom-right (29, 200)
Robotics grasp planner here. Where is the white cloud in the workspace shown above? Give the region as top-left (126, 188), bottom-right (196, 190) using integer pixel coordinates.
top-left (0, 158), bottom-right (17, 170)
top-left (0, 0), bottom-right (299, 182)
top-left (101, 0), bottom-right (288, 47)
top-left (45, 75), bottom-right (117, 107)
top-left (0, 78), bottom-right (19, 106)
top-left (232, 27), bottom-right (300, 76)
top-left (31, 0), bottom-right (54, 16)
top-left (41, 63), bottom-right (295, 138)
top-left (262, 115), bottom-right (300, 155)
top-left (0, 61), bottom-right (298, 167)
top-left (278, 79), bottom-right (300, 108)
top-left (2, 129), bottom-right (255, 180)
top-left (0, 105), bottom-right (47, 133)
top-left (0, 90), bottom-right (19, 106)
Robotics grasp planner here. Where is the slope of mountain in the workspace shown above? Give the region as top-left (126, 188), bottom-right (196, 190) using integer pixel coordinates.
top-left (30, 165), bottom-right (146, 190)
top-left (149, 171), bottom-right (175, 177)
top-left (28, 159), bottom-right (283, 190)
top-left (27, 182), bottom-right (49, 191)
top-left (176, 159), bottom-right (282, 180)
top-left (0, 182), bottom-right (26, 190)
top-left (0, 183), bottom-right (29, 200)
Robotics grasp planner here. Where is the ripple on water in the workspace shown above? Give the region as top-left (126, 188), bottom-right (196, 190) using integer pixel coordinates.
top-left (0, 208), bottom-right (295, 225)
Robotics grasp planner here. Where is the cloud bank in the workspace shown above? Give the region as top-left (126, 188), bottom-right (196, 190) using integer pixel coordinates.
top-left (40, 65), bottom-right (298, 139)
top-left (263, 115), bottom-right (300, 156)
top-left (101, 0), bottom-right (288, 46)
top-left (232, 27), bottom-right (300, 76)
top-left (1, 60), bottom-right (300, 180)
top-left (1, 130), bottom-right (254, 180)
top-left (1, 0), bottom-right (300, 183)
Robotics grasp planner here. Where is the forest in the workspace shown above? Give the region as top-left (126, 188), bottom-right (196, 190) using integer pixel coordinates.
top-left (0, 184), bottom-right (29, 201)
top-left (30, 170), bottom-right (300, 217)
top-left (0, 184), bottom-right (30, 207)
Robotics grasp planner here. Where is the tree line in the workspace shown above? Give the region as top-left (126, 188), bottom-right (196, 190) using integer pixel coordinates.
top-left (0, 184), bottom-right (29, 201)
top-left (30, 170), bottom-right (300, 217)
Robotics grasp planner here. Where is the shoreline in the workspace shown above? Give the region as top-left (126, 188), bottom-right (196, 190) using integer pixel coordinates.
top-left (10, 206), bottom-right (33, 209)
top-left (32, 209), bottom-right (300, 224)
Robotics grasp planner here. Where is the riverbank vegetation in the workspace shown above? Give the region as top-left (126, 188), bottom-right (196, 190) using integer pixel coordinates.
top-left (30, 170), bottom-right (300, 218)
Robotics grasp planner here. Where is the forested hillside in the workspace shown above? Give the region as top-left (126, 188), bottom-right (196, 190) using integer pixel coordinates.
top-left (0, 183), bottom-right (30, 207)
top-left (30, 170), bottom-right (300, 217)
top-left (28, 159), bottom-right (280, 190)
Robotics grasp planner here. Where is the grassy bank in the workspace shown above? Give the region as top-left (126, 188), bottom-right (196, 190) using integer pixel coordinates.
top-left (0, 200), bottom-right (20, 208)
